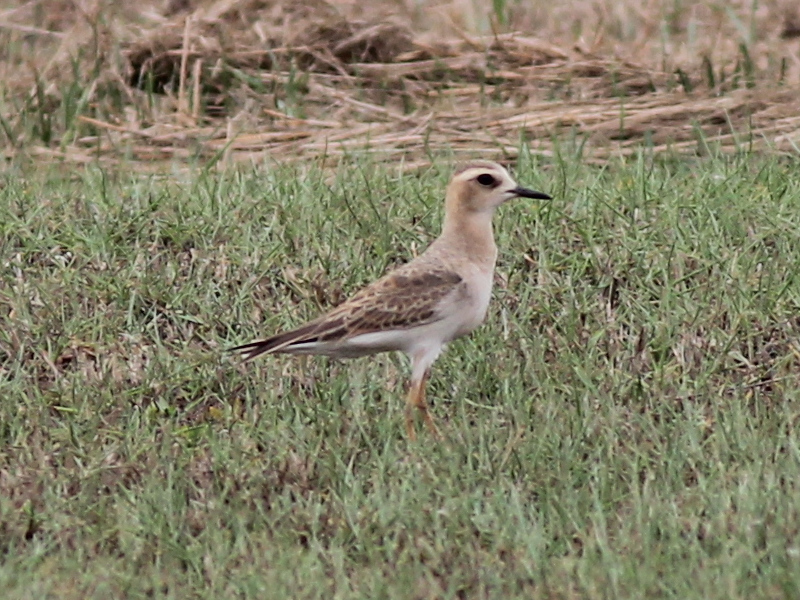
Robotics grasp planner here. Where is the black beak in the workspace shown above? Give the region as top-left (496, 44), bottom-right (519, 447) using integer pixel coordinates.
top-left (513, 186), bottom-right (552, 200)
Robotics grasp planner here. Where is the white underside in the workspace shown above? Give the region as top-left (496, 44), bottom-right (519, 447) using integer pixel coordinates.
top-left (285, 315), bottom-right (462, 358)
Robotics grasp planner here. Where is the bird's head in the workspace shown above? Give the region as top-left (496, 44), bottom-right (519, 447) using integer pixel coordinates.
top-left (446, 160), bottom-right (551, 215)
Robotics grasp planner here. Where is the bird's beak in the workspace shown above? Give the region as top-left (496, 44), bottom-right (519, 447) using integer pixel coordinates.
top-left (512, 186), bottom-right (552, 200)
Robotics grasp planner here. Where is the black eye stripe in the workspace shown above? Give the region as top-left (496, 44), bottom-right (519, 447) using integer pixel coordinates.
top-left (476, 173), bottom-right (498, 187)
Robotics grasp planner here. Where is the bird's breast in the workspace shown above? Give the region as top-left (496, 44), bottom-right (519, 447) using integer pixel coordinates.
top-left (449, 265), bottom-right (494, 339)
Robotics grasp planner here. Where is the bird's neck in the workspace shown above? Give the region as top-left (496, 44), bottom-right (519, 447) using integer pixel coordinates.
top-left (440, 209), bottom-right (498, 269)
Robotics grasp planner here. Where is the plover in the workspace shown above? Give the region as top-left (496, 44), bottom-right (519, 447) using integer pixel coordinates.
top-left (232, 161), bottom-right (551, 439)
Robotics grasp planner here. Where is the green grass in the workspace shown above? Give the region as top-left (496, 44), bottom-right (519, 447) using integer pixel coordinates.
top-left (2, 149), bottom-right (800, 599)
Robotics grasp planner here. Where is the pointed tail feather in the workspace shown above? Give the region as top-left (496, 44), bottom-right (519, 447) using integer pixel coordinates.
top-left (229, 315), bottom-right (347, 362)
top-left (228, 337), bottom-right (285, 362)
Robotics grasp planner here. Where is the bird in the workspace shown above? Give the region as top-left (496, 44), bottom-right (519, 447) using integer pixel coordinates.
top-left (231, 160), bottom-right (551, 440)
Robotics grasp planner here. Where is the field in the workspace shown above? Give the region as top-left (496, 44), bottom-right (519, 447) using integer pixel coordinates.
top-left (2, 1), bottom-right (800, 598)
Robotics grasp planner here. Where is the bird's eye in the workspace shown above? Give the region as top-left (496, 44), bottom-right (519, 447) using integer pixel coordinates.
top-left (476, 174), bottom-right (496, 187)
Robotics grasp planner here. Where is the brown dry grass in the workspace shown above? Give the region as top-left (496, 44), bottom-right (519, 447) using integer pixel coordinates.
top-left (2, 0), bottom-right (800, 166)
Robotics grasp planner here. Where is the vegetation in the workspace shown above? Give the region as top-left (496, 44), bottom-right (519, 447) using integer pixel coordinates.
top-left (2, 149), bottom-right (800, 598)
top-left (3, 0), bottom-right (800, 598)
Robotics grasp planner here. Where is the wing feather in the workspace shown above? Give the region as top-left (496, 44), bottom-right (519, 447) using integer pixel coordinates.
top-left (230, 266), bottom-right (464, 361)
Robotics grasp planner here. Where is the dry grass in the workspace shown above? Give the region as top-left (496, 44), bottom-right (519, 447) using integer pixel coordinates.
top-left (2, 0), bottom-right (800, 167)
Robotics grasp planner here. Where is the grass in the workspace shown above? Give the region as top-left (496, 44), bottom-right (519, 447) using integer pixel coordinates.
top-left (2, 147), bottom-right (800, 598)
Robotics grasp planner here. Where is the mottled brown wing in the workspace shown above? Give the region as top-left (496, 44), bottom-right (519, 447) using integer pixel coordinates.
top-left (230, 267), bottom-right (464, 360)
top-left (341, 267), bottom-right (465, 336)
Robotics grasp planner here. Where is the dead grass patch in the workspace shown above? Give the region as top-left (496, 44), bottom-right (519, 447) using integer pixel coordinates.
top-left (1, 0), bottom-right (800, 166)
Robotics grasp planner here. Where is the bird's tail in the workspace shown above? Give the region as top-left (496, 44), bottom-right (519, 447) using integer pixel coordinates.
top-left (229, 315), bottom-right (347, 361)
top-left (228, 335), bottom-right (288, 362)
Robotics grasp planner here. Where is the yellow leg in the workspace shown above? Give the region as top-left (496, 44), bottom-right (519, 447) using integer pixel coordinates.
top-left (404, 370), bottom-right (440, 440)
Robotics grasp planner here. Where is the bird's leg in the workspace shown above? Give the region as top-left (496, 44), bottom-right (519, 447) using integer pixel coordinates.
top-left (405, 369), bottom-right (439, 440)
top-left (417, 370), bottom-right (440, 437)
top-left (404, 386), bottom-right (418, 441)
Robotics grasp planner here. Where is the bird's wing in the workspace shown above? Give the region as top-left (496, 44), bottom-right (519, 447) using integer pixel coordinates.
top-left (231, 265), bottom-right (466, 361)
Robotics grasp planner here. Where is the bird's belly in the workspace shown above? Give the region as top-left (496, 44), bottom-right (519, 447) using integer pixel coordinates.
top-left (346, 323), bottom-right (453, 355)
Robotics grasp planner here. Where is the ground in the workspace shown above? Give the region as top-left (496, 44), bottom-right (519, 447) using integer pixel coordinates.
top-left (2, 1), bottom-right (800, 599)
